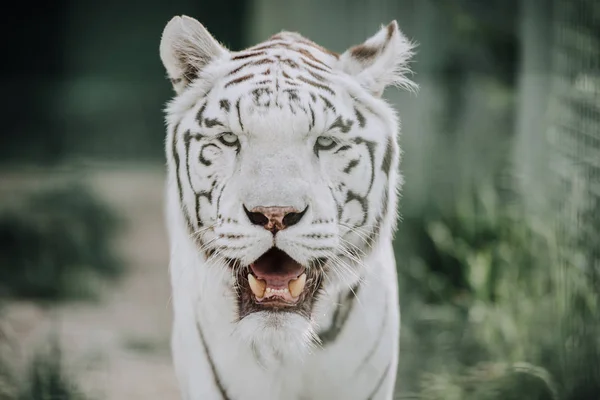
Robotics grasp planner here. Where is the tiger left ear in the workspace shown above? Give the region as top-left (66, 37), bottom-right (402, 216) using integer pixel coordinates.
top-left (160, 16), bottom-right (229, 94)
top-left (338, 21), bottom-right (417, 97)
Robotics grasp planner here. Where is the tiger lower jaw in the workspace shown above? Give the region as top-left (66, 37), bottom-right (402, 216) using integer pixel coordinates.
top-left (248, 272), bottom-right (307, 301)
top-left (234, 247), bottom-right (324, 320)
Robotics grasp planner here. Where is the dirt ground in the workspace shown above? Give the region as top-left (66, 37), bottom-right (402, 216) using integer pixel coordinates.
top-left (1, 164), bottom-right (181, 399)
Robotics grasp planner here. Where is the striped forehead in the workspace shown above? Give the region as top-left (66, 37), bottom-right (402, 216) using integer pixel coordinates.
top-left (218, 35), bottom-right (343, 112)
top-left (183, 33), bottom-right (378, 137)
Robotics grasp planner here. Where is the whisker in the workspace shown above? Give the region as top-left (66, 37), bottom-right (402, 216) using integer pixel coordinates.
top-left (190, 223), bottom-right (216, 240)
top-left (338, 236), bottom-right (368, 258)
top-left (337, 223), bottom-right (372, 244)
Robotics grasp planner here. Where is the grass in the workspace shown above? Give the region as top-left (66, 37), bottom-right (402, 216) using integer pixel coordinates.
top-left (0, 182), bottom-right (123, 300)
top-left (394, 185), bottom-right (600, 400)
top-left (0, 332), bottom-right (87, 400)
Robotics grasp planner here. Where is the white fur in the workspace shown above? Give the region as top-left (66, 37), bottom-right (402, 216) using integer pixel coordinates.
top-left (161, 16), bottom-right (415, 400)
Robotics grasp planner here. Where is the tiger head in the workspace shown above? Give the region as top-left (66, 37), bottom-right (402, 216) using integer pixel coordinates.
top-left (161, 16), bottom-right (415, 356)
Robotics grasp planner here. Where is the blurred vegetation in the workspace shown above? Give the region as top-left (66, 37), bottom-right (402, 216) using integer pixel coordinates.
top-left (1, 0), bottom-right (249, 166)
top-left (0, 183), bottom-right (122, 300)
top-left (395, 185), bottom-right (600, 400)
top-left (0, 0), bottom-right (597, 398)
top-left (0, 332), bottom-right (87, 400)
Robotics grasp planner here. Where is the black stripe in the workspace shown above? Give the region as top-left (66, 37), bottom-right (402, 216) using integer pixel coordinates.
top-left (298, 75), bottom-right (335, 95)
top-left (301, 57), bottom-right (331, 73)
top-left (215, 181), bottom-right (227, 219)
top-left (232, 51), bottom-right (266, 60)
top-left (184, 131), bottom-right (202, 228)
top-left (307, 69), bottom-right (327, 82)
top-left (196, 321), bottom-right (232, 400)
top-left (366, 362), bottom-right (392, 400)
top-left (365, 188), bottom-right (388, 249)
top-left (353, 137), bottom-right (377, 195)
top-left (199, 143), bottom-right (218, 166)
top-left (381, 137), bottom-right (394, 176)
top-left (345, 191), bottom-right (369, 227)
top-left (319, 95), bottom-right (336, 112)
top-left (205, 118), bottom-right (224, 128)
top-left (343, 159), bottom-right (360, 174)
top-left (219, 99), bottom-right (230, 112)
top-left (334, 145), bottom-right (352, 154)
top-left (355, 301), bottom-right (388, 376)
top-left (354, 107), bottom-right (366, 128)
top-left (225, 73), bottom-right (254, 88)
top-left (309, 104), bottom-right (316, 131)
top-left (196, 101), bottom-right (207, 126)
top-left (171, 124), bottom-right (193, 232)
top-left (317, 283), bottom-right (360, 346)
top-left (235, 98), bottom-right (244, 131)
top-left (329, 116), bottom-right (354, 133)
top-left (227, 60), bottom-right (252, 76)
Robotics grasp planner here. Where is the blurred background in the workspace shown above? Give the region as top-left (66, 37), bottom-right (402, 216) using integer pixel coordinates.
top-left (0, 0), bottom-right (598, 399)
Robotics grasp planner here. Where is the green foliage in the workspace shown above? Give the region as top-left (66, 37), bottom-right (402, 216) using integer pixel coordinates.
top-left (0, 183), bottom-right (123, 300)
top-left (17, 341), bottom-right (87, 400)
top-left (396, 186), bottom-right (600, 400)
top-left (0, 334), bottom-right (87, 400)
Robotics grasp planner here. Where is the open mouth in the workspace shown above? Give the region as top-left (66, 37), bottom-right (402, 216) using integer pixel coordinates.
top-left (235, 248), bottom-right (323, 318)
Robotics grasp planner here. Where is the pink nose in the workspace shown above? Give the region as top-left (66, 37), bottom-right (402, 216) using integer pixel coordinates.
top-left (243, 205), bottom-right (307, 233)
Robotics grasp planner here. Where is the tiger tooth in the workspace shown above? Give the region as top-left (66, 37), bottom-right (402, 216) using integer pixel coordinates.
top-left (288, 273), bottom-right (307, 298)
top-left (248, 274), bottom-right (266, 298)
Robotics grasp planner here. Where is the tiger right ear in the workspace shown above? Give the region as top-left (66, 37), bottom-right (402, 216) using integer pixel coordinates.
top-left (339, 21), bottom-right (417, 97)
top-left (160, 16), bottom-right (229, 94)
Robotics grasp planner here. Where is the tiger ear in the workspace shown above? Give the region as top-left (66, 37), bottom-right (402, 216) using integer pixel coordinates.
top-left (338, 21), bottom-right (417, 97)
top-left (160, 16), bottom-right (229, 94)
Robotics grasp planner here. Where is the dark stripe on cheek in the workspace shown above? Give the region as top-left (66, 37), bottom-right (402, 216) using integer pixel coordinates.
top-left (171, 124), bottom-right (193, 232)
top-left (345, 191), bottom-right (369, 227)
top-left (381, 137), bottom-right (395, 176)
top-left (334, 145), bottom-right (352, 154)
top-left (343, 159), bottom-right (360, 174)
top-left (199, 144), bottom-right (219, 166)
top-left (183, 131), bottom-right (202, 228)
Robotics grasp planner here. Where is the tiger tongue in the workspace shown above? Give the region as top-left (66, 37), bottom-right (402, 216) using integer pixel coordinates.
top-left (249, 248), bottom-right (305, 298)
top-left (249, 248), bottom-right (305, 289)
top-left (249, 262), bottom-right (304, 289)
top-left (248, 272), bottom-right (307, 300)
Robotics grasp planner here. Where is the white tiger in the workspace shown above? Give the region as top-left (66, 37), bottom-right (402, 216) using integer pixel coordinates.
top-left (160, 15), bottom-right (416, 400)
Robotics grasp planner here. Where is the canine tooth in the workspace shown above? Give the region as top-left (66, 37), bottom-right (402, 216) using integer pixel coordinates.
top-left (288, 273), bottom-right (307, 298)
top-left (248, 274), bottom-right (266, 298)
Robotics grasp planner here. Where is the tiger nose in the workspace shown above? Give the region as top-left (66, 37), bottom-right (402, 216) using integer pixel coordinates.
top-left (243, 205), bottom-right (308, 234)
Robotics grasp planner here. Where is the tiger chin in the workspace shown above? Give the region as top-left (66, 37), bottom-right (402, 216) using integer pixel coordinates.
top-left (160, 14), bottom-right (416, 400)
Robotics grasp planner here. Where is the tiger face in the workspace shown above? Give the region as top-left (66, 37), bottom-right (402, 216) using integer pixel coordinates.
top-left (161, 16), bottom-right (415, 349)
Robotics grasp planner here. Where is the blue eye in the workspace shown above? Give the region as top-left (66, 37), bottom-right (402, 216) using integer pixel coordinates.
top-left (315, 136), bottom-right (337, 151)
top-left (218, 132), bottom-right (239, 146)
